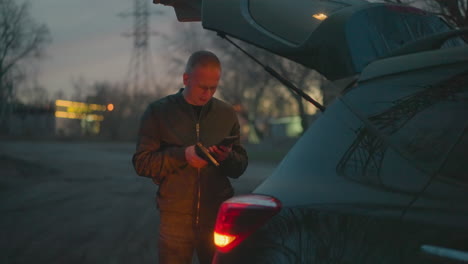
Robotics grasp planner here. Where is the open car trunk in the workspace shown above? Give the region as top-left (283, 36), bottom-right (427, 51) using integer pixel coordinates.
top-left (154, 0), bottom-right (461, 81)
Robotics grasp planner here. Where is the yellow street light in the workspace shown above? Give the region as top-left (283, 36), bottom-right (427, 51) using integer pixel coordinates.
top-left (107, 103), bottom-right (114, 112)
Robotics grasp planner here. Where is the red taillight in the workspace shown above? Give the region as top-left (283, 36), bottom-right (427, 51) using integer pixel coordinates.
top-left (213, 194), bottom-right (282, 253)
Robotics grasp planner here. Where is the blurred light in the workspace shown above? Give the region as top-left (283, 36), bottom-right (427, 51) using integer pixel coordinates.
top-left (55, 111), bottom-right (104, 121)
top-left (55, 100), bottom-right (107, 113)
top-left (55, 111), bottom-right (85, 120)
top-left (313, 13), bottom-right (328, 20)
top-left (107, 104), bottom-right (114, 111)
top-left (86, 114), bottom-right (104, 121)
top-left (233, 104), bottom-right (242, 112)
top-left (89, 104), bottom-right (107, 111)
top-left (214, 232), bottom-right (236, 248)
top-left (55, 99), bottom-right (75, 108)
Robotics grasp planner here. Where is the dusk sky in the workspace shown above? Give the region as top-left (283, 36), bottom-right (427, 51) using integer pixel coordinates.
top-left (28, 0), bottom-right (425, 99)
top-left (29, 0), bottom-right (203, 98)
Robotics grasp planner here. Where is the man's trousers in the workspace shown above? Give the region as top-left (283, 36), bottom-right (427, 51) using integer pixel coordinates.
top-left (158, 211), bottom-right (215, 264)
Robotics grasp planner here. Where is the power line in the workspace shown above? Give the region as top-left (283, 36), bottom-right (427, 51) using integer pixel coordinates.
top-left (120, 0), bottom-right (163, 95)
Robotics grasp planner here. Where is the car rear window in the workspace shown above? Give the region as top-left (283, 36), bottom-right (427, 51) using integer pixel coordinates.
top-left (369, 72), bottom-right (468, 176)
top-left (347, 5), bottom-right (465, 71)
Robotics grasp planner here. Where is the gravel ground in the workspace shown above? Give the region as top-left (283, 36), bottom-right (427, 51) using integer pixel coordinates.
top-left (0, 141), bottom-right (277, 264)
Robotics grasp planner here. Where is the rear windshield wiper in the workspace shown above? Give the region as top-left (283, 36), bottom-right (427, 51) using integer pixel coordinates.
top-left (218, 32), bottom-right (326, 113)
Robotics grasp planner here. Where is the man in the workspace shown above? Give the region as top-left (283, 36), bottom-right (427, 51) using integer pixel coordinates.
top-left (132, 50), bottom-right (248, 264)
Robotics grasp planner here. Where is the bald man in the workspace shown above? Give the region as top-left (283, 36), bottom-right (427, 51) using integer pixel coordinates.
top-left (133, 50), bottom-right (248, 264)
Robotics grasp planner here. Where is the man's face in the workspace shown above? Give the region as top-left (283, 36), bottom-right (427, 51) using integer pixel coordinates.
top-left (183, 65), bottom-right (221, 106)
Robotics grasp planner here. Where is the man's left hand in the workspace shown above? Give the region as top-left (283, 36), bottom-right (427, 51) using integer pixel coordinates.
top-left (209, 145), bottom-right (232, 162)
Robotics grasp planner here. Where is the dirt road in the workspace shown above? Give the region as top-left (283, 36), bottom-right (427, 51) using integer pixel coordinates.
top-left (0, 141), bottom-right (276, 264)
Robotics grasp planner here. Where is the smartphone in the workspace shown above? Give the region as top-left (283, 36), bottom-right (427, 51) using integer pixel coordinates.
top-left (217, 135), bottom-right (239, 147)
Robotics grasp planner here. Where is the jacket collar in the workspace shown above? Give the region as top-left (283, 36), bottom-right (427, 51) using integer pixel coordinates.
top-left (175, 88), bottom-right (214, 119)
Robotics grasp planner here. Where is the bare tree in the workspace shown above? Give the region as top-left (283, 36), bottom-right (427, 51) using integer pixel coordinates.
top-left (0, 0), bottom-right (51, 128)
top-left (165, 23), bottom-right (330, 141)
top-left (20, 85), bottom-right (49, 105)
top-left (216, 38), bottom-right (329, 138)
top-left (79, 80), bottom-right (161, 140)
top-left (70, 76), bottom-right (92, 102)
top-left (214, 40), bottom-right (277, 141)
top-left (275, 58), bottom-right (325, 134)
top-left (382, 0), bottom-right (467, 27)
top-left (425, 0), bottom-right (467, 27)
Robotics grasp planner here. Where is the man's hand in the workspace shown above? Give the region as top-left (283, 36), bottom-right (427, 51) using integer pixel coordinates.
top-left (185, 145), bottom-right (208, 168)
top-left (209, 145), bottom-right (232, 162)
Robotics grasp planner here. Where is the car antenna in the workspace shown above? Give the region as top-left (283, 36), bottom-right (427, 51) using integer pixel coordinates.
top-left (217, 32), bottom-right (326, 113)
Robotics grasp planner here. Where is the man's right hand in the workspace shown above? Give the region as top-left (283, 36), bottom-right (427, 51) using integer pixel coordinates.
top-left (185, 145), bottom-right (208, 168)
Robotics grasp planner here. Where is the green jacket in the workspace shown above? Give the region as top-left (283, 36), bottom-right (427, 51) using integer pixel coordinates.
top-left (132, 89), bottom-right (248, 226)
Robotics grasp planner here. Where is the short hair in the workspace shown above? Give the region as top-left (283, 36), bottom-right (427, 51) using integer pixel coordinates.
top-left (185, 50), bottom-right (221, 74)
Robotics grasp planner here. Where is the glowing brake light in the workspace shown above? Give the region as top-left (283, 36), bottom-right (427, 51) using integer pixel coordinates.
top-left (214, 232), bottom-right (236, 247)
top-left (213, 194), bottom-right (281, 253)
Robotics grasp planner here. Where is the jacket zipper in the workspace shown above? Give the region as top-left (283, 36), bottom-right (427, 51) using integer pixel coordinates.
top-left (192, 102), bottom-right (205, 229)
top-left (195, 122), bottom-right (201, 228)
top-left (195, 104), bottom-right (205, 229)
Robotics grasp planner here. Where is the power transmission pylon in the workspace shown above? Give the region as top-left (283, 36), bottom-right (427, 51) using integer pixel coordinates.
top-left (120, 0), bottom-right (162, 96)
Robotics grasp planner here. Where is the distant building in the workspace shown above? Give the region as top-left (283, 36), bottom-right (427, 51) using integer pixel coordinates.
top-left (1, 100), bottom-right (113, 139)
top-left (4, 103), bottom-right (56, 138)
top-left (54, 99), bottom-right (111, 138)
top-left (54, 117), bottom-right (81, 138)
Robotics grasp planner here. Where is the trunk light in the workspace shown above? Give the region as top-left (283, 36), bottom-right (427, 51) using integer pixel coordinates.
top-left (313, 13), bottom-right (328, 20)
